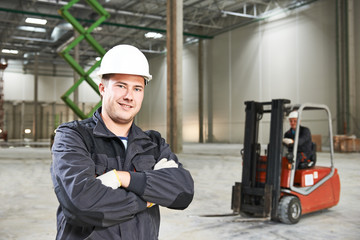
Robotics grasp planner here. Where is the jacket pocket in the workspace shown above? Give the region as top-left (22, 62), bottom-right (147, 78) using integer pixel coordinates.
top-left (132, 155), bottom-right (156, 171)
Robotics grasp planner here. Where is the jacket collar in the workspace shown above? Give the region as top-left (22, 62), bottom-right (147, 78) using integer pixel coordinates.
top-left (92, 107), bottom-right (152, 143)
top-left (92, 107), bottom-right (115, 137)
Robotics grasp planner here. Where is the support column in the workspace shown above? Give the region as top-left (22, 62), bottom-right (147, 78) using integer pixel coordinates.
top-left (207, 42), bottom-right (214, 143)
top-left (166, 0), bottom-right (183, 153)
top-left (336, 0), bottom-right (358, 135)
top-left (73, 31), bottom-right (79, 120)
top-left (198, 39), bottom-right (204, 143)
top-left (52, 102), bottom-right (56, 131)
top-left (336, 0), bottom-right (349, 134)
top-left (347, 0), bottom-right (356, 135)
top-left (13, 103), bottom-right (17, 139)
top-left (33, 53), bottom-right (39, 141)
top-left (21, 102), bottom-right (25, 139)
top-left (39, 104), bottom-right (44, 139)
top-left (0, 62), bottom-right (7, 134)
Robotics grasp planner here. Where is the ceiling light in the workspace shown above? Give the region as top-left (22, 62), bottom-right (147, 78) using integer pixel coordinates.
top-left (145, 32), bottom-right (163, 39)
top-left (25, 17), bottom-right (47, 25)
top-left (94, 26), bottom-right (103, 32)
top-left (24, 129), bottom-right (32, 134)
top-left (2, 49), bottom-right (19, 54)
top-left (18, 26), bottom-right (46, 33)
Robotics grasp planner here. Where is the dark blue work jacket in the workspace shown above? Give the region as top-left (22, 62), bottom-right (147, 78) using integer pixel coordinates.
top-left (284, 125), bottom-right (313, 168)
top-left (51, 108), bottom-right (194, 239)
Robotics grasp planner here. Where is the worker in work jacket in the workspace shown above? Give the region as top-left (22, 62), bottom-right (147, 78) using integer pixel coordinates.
top-left (283, 111), bottom-right (313, 169)
top-left (51, 108), bottom-right (194, 239)
top-left (51, 44), bottom-right (194, 239)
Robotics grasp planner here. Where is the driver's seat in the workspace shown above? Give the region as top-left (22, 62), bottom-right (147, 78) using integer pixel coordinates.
top-left (298, 142), bottom-right (317, 169)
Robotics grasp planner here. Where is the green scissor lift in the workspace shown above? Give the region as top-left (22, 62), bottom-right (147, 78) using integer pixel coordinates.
top-left (58, 0), bottom-right (110, 119)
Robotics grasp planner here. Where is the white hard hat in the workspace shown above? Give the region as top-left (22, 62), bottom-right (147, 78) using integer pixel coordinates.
top-left (98, 44), bottom-right (152, 82)
top-left (288, 111), bottom-right (298, 119)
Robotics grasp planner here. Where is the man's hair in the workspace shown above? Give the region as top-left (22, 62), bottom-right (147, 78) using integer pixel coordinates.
top-left (101, 74), bottom-right (113, 86)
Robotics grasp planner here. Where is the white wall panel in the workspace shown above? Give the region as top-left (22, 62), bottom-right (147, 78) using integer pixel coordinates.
top-left (207, 0), bottom-right (337, 143)
top-left (78, 80), bottom-right (101, 103)
top-left (137, 54), bottom-right (167, 136)
top-left (230, 24), bottom-right (262, 142)
top-left (182, 44), bottom-right (199, 142)
top-left (3, 72), bottom-right (34, 101)
top-left (210, 33), bottom-right (231, 142)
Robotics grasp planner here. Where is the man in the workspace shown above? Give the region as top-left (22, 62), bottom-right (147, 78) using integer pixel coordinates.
top-left (283, 111), bottom-right (313, 169)
top-left (51, 45), bottom-right (194, 240)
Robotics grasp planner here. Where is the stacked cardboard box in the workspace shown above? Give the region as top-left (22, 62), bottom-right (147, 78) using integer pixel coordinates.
top-left (333, 135), bottom-right (360, 152)
top-left (312, 134), bottom-right (322, 152)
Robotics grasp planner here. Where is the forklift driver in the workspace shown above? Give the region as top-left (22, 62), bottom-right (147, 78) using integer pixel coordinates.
top-left (283, 111), bottom-right (314, 169)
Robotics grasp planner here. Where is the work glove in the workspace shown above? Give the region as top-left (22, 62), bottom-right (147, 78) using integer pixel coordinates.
top-left (96, 169), bottom-right (122, 189)
top-left (283, 138), bottom-right (294, 145)
top-left (154, 158), bottom-right (178, 170)
top-left (147, 202), bottom-right (156, 208)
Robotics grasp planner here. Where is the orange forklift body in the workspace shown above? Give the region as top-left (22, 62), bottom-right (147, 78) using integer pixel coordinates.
top-left (257, 156), bottom-right (341, 215)
top-left (280, 158), bottom-right (341, 214)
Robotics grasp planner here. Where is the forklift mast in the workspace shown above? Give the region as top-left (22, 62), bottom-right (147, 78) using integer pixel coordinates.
top-left (232, 99), bottom-right (290, 220)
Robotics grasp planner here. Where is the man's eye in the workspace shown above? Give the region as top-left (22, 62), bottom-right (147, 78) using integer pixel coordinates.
top-left (135, 88), bottom-right (143, 92)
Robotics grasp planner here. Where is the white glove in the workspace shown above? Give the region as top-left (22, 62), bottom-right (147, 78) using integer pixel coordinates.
top-left (283, 138), bottom-right (294, 145)
top-left (96, 169), bottom-right (121, 189)
top-left (154, 158), bottom-right (178, 170)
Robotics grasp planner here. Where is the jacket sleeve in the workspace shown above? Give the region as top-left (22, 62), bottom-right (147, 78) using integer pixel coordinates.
top-left (128, 132), bottom-right (194, 210)
top-left (284, 130), bottom-right (290, 139)
top-left (298, 126), bottom-right (312, 147)
top-left (51, 125), bottom-right (147, 228)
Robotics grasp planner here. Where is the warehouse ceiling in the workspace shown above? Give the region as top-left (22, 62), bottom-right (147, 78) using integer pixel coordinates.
top-left (0, 0), bottom-right (316, 76)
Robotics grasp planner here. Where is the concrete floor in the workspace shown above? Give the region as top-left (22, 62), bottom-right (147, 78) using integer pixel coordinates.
top-left (0, 143), bottom-right (359, 240)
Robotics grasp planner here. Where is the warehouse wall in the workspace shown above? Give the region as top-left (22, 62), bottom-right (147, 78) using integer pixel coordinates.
top-left (3, 61), bottom-right (100, 103)
top-left (2, 0), bottom-right (359, 145)
top-left (138, 45), bottom-right (201, 142)
top-left (138, 0), bottom-right (339, 145)
top-left (2, 61), bottom-right (101, 139)
top-left (207, 0), bottom-right (337, 144)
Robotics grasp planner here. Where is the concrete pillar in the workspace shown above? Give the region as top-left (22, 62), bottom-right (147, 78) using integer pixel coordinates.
top-left (52, 102), bottom-right (56, 131)
top-left (33, 54), bottom-right (39, 141)
top-left (347, 0), bottom-right (357, 135)
top-left (73, 31), bottom-right (79, 120)
top-left (46, 111), bottom-right (50, 138)
top-left (12, 103), bottom-right (17, 139)
top-left (207, 41), bottom-right (214, 143)
top-left (336, 0), bottom-right (349, 134)
top-left (39, 104), bottom-right (44, 139)
top-left (198, 40), bottom-right (204, 143)
top-left (166, 0), bottom-right (183, 153)
top-left (336, 0), bottom-right (358, 136)
top-left (21, 102), bottom-right (25, 139)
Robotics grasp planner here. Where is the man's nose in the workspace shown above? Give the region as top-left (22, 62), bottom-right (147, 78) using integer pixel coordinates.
top-left (124, 89), bottom-right (133, 100)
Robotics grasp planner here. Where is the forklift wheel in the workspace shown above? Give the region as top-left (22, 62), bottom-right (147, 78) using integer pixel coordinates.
top-left (278, 196), bottom-right (302, 224)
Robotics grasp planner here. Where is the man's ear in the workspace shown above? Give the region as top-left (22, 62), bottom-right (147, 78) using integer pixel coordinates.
top-left (99, 82), bottom-right (105, 96)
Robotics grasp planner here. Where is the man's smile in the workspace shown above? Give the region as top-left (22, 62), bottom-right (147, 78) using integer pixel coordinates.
top-left (119, 102), bottom-right (133, 109)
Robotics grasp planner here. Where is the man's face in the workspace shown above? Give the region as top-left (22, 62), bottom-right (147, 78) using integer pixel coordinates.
top-left (289, 118), bottom-right (297, 130)
top-left (99, 74), bottom-right (145, 126)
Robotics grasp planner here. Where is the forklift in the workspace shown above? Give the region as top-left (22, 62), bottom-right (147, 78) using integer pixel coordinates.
top-left (231, 99), bottom-right (340, 224)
